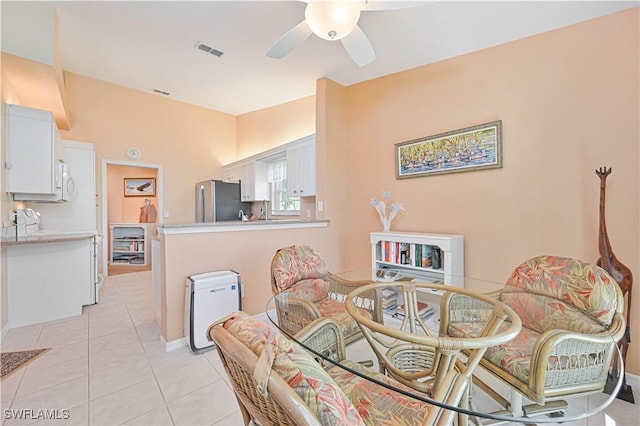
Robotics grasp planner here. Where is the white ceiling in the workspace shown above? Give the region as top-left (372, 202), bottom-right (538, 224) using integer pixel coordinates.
top-left (50, 1), bottom-right (637, 116)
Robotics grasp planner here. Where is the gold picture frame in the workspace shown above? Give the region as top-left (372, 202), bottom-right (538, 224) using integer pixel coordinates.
top-left (124, 177), bottom-right (156, 197)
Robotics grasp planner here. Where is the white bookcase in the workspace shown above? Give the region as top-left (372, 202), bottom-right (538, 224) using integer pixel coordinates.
top-left (110, 223), bottom-right (151, 266)
top-left (370, 231), bottom-right (464, 288)
top-left (371, 231), bottom-right (464, 331)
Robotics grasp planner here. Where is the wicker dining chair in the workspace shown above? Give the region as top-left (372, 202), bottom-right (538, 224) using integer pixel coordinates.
top-left (442, 255), bottom-right (626, 417)
top-left (208, 311), bottom-right (462, 425)
top-left (270, 245), bottom-right (382, 345)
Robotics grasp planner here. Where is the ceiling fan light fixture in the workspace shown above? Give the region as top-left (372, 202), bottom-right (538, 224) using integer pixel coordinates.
top-left (305, 1), bottom-right (361, 41)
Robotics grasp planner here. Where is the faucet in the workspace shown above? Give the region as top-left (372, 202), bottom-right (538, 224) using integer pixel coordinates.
top-left (239, 209), bottom-right (249, 222)
top-left (260, 200), bottom-right (268, 221)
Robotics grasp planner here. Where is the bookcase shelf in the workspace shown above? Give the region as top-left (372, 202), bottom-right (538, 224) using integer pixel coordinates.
top-left (370, 231), bottom-right (464, 289)
top-left (110, 224), bottom-right (150, 266)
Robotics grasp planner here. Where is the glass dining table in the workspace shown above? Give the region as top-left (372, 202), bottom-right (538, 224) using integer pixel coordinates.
top-left (265, 270), bottom-right (625, 425)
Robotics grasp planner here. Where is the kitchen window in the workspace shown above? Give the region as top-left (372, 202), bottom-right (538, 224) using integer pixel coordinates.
top-left (267, 157), bottom-right (299, 214)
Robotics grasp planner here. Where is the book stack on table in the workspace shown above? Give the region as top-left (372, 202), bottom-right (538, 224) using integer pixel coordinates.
top-left (391, 301), bottom-right (435, 321)
top-left (381, 289), bottom-right (397, 311)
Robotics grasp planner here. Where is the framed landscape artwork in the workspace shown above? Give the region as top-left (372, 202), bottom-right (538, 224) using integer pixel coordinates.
top-left (124, 177), bottom-right (156, 197)
top-left (395, 120), bottom-right (502, 178)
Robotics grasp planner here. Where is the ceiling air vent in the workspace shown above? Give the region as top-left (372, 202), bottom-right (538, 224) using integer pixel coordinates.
top-left (195, 41), bottom-right (224, 57)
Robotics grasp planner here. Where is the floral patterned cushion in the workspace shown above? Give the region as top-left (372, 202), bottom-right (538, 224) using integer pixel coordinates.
top-left (448, 321), bottom-right (540, 383)
top-left (272, 245), bottom-right (329, 292)
top-left (447, 256), bottom-right (621, 386)
top-left (316, 299), bottom-right (372, 338)
top-left (501, 255), bottom-right (619, 334)
top-left (483, 327), bottom-right (541, 384)
top-left (288, 278), bottom-right (330, 303)
top-left (328, 360), bottom-right (432, 426)
top-left (224, 312), bottom-right (364, 425)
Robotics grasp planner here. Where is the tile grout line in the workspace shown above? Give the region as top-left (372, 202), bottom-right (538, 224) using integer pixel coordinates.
top-left (117, 274), bottom-right (177, 426)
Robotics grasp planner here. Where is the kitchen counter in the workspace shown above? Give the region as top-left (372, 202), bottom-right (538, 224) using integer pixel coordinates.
top-left (157, 219), bottom-right (329, 235)
top-left (1, 230), bottom-right (97, 246)
top-left (5, 232), bottom-right (98, 328)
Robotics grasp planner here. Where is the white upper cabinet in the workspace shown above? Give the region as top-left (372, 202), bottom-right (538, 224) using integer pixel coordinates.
top-left (223, 134), bottom-right (315, 201)
top-left (287, 137), bottom-right (315, 197)
top-left (222, 164), bottom-right (242, 182)
top-left (240, 161), bottom-right (269, 201)
top-left (5, 104), bottom-right (60, 194)
top-left (223, 161), bottom-right (269, 201)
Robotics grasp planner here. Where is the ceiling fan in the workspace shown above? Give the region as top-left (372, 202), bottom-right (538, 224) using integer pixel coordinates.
top-left (266, 1), bottom-right (426, 67)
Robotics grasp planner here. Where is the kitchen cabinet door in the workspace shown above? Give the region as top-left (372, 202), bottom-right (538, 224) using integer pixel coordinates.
top-left (287, 139), bottom-right (315, 197)
top-left (298, 141), bottom-right (316, 196)
top-left (5, 104), bottom-right (60, 194)
top-left (239, 161), bottom-right (269, 202)
top-left (240, 162), bottom-right (255, 201)
top-left (7, 238), bottom-right (92, 327)
top-left (222, 164), bottom-right (242, 182)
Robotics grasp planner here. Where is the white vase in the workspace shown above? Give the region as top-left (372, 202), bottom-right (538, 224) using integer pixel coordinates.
top-left (381, 217), bottom-right (392, 232)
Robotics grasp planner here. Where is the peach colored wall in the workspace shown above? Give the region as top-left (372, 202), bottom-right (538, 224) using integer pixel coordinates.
top-left (58, 73), bottom-right (237, 226)
top-left (315, 79), bottom-right (350, 226)
top-left (107, 165), bottom-right (158, 224)
top-left (340, 8), bottom-right (639, 374)
top-left (236, 95), bottom-right (316, 159)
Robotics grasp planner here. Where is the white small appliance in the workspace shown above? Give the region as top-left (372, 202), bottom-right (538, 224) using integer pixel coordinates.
top-left (13, 160), bottom-right (75, 202)
top-left (8, 208), bottom-right (41, 236)
top-left (185, 270), bottom-right (242, 354)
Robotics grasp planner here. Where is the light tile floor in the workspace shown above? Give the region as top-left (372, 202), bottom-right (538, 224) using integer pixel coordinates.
top-left (1, 271), bottom-right (638, 425)
top-left (1, 271), bottom-right (243, 426)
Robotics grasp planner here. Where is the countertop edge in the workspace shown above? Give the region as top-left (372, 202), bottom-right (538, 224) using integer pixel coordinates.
top-left (158, 220), bottom-right (329, 235)
top-left (2, 232), bottom-right (97, 246)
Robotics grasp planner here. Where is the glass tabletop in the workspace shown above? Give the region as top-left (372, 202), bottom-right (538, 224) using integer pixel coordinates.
top-left (265, 270), bottom-right (625, 424)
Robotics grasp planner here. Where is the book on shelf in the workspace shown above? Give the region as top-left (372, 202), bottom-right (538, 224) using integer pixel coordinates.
top-left (421, 245), bottom-right (432, 268)
top-left (378, 240), bottom-right (444, 270)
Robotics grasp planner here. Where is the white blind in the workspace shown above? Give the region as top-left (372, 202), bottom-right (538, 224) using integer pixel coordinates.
top-left (267, 158), bottom-right (287, 182)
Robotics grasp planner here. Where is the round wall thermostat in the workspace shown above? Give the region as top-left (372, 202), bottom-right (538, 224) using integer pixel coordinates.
top-left (126, 148), bottom-right (141, 160)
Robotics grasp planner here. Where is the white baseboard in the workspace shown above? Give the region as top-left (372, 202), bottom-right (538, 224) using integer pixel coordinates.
top-left (626, 372), bottom-right (639, 388)
top-left (163, 336), bottom-right (187, 352)
top-left (162, 311), bottom-right (275, 352)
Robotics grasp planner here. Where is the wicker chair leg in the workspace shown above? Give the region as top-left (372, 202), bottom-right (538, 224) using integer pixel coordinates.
top-left (456, 384), bottom-right (470, 426)
top-left (472, 375), bottom-right (510, 410)
top-left (235, 396), bottom-right (252, 425)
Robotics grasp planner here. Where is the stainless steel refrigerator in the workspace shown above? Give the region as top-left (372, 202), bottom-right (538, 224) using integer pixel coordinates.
top-left (195, 180), bottom-right (251, 222)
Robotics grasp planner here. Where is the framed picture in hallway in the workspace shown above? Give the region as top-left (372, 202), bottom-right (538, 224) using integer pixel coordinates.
top-left (395, 120), bottom-right (502, 178)
top-left (124, 177), bottom-right (156, 197)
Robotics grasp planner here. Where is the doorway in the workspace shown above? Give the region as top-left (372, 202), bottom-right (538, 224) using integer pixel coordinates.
top-left (101, 159), bottom-right (163, 277)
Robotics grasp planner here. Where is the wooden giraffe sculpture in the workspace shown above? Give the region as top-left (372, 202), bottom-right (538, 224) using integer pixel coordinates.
top-left (596, 166), bottom-right (634, 402)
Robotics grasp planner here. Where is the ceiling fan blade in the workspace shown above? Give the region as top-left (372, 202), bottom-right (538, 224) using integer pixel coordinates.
top-left (362, 1), bottom-right (434, 11)
top-left (341, 25), bottom-right (375, 66)
top-left (266, 20), bottom-right (313, 59)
